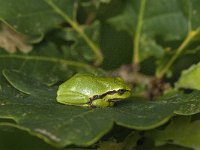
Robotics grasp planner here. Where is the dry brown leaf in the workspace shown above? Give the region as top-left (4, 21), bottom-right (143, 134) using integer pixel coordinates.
top-left (0, 23), bottom-right (32, 53)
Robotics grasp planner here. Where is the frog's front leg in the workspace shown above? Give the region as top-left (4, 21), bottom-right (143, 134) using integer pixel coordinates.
top-left (91, 99), bottom-right (114, 108)
top-left (56, 91), bottom-right (90, 106)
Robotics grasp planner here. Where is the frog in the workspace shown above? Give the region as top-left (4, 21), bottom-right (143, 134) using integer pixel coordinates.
top-left (56, 73), bottom-right (131, 108)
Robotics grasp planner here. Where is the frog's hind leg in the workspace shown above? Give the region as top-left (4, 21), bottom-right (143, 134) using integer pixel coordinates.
top-left (56, 91), bottom-right (90, 106)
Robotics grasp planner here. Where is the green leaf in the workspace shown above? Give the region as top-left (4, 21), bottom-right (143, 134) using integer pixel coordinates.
top-left (176, 62), bottom-right (200, 90)
top-left (61, 21), bottom-right (100, 62)
top-left (139, 34), bottom-right (164, 62)
top-left (161, 91), bottom-right (200, 115)
top-left (0, 57), bottom-right (174, 147)
top-left (155, 53), bottom-right (174, 77)
top-left (107, 4), bottom-right (136, 34)
top-left (0, 125), bottom-right (59, 150)
top-left (0, 54), bottom-right (97, 85)
top-left (0, 0), bottom-right (74, 35)
top-left (0, 76), bottom-right (177, 148)
top-left (1, 55), bottom-right (200, 148)
top-left (100, 23), bottom-right (132, 69)
top-left (107, 0), bottom-right (200, 63)
top-left (81, 0), bottom-right (112, 9)
top-left (150, 116), bottom-right (200, 150)
top-left (98, 132), bottom-right (139, 150)
top-left (154, 145), bottom-right (191, 150)
top-left (108, 0), bottom-right (193, 40)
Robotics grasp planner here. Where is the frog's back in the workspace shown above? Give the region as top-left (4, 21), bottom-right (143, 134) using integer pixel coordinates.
top-left (58, 73), bottom-right (107, 97)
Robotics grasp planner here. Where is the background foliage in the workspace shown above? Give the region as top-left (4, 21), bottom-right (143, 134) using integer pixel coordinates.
top-left (1, 0), bottom-right (200, 149)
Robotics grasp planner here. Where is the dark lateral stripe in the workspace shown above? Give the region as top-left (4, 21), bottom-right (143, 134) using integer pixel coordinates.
top-left (90, 89), bottom-right (129, 101)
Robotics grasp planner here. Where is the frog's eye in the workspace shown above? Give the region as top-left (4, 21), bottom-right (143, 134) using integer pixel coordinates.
top-left (118, 89), bottom-right (126, 95)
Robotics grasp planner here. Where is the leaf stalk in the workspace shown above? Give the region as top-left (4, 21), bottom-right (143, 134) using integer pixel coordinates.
top-left (133, 0), bottom-right (146, 69)
top-left (45, 0), bottom-right (103, 66)
top-left (157, 28), bottom-right (200, 78)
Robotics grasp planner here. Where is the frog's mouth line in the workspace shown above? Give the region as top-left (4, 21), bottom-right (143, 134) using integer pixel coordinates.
top-left (90, 89), bottom-right (130, 101)
top-left (108, 98), bottom-right (121, 102)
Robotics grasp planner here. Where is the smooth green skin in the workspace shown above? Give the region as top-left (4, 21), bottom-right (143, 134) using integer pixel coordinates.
top-left (56, 73), bottom-right (131, 107)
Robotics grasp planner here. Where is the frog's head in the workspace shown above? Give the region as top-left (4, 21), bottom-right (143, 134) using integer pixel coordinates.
top-left (101, 77), bottom-right (132, 102)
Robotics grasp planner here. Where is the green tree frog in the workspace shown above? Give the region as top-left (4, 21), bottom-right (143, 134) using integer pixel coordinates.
top-left (56, 73), bottom-right (131, 108)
